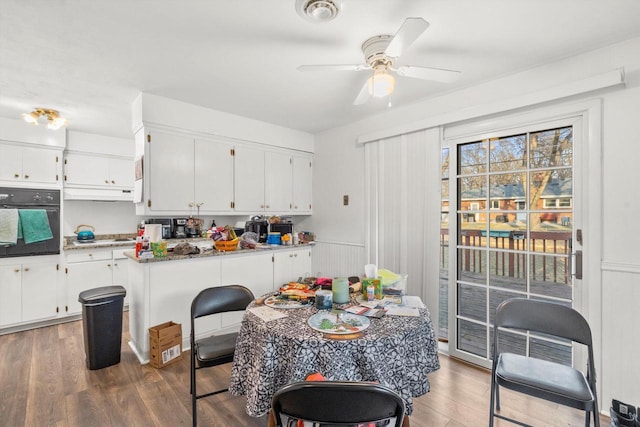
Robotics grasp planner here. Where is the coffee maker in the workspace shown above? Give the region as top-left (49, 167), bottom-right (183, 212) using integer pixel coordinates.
top-left (173, 218), bottom-right (188, 238)
top-left (146, 218), bottom-right (173, 239)
top-left (245, 215), bottom-right (269, 243)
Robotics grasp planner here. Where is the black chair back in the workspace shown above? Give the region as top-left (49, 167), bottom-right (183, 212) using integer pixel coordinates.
top-left (191, 285), bottom-right (255, 320)
top-left (271, 381), bottom-right (406, 427)
top-left (496, 298), bottom-right (592, 346)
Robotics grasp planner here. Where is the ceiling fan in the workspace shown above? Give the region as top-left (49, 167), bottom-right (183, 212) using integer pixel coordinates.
top-left (297, 17), bottom-right (461, 105)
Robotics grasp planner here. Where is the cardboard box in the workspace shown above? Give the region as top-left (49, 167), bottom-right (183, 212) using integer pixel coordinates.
top-left (149, 321), bottom-right (183, 368)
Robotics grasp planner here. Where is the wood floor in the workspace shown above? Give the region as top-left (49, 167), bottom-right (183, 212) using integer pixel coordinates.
top-left (0, 314), bottom-right (609, 427)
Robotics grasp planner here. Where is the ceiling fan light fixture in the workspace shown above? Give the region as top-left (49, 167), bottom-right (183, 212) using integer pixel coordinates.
top-left (368, 70), bottom-right (395, 98)
top-left (22, 108), bottom-right (68, 130)
top-left (295, 0), bottom-right (340, 22)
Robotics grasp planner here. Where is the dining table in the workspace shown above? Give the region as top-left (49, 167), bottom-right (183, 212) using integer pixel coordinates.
top-left (229, 292), bottom-right (440, 417)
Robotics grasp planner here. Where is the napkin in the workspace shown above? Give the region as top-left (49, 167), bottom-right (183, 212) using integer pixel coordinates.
top-left (248, 306), bottom-right (288, 322)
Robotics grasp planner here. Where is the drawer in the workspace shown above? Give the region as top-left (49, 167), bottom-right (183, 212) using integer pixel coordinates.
top-left (66, 250), bottom-right (112, 263)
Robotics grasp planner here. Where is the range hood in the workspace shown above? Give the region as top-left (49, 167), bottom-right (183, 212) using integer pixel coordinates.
top-left (63, 187), bottom-right (133, 202)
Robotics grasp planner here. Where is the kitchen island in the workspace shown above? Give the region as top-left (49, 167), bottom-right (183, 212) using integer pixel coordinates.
top-left (125, 243), bottom-right (313, 364)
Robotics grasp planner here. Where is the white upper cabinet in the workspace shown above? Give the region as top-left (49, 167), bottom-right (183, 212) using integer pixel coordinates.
top-left (136, 125), bottom-right (312, 216)
top-left (140, 129), bottom-right (234, 214)
top-left (64, 153), bottom-right (134, 189)
top-left (264, 151), bottom-right (293, 213)
top-left (0, 142), bottom-right (61, 185)
top-left (194, 138), bottom-right (234, 213)
top-left (233, 144), bottom-right (265, 213)
top-left (292, 154), bottom-right (312, 213)
top-left (146, 130), bottom-right (194, 212)
top-left (63, 131), bottom-right (134, 200)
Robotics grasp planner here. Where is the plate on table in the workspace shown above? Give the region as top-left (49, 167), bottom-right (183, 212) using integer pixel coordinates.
top-left (264, 295), bottom-right (313, 309)
top-left (307, 311), bottom-right (370, 334)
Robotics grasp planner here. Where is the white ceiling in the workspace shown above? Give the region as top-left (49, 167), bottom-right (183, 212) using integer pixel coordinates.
top-left (1, 0), bottom-right (640, 139)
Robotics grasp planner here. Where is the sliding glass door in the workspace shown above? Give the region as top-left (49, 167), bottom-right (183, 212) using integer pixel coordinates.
top-left (445, 116), bottom-right (583, 367)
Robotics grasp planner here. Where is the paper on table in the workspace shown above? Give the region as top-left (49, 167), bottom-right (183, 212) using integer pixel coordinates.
top-left (248, 306), bottom-right (288, 322)
top-left (385, 306), bottom-right (420, 317)
top-left (402, 295), bottom-right (426, 308)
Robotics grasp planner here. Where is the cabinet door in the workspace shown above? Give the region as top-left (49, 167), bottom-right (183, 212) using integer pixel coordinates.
top-left (22, 262), bottom-right (59, 322)
top-left (108, 157), bottom-right (134, 189)
top-left (0, 264), bottom-right (22, 326)
top-left (112, 252), bottom-right (130, 305)
top-left (66, 260), bottom-right (114, 315)
top-left (233, 145), bottom-right (265, 212)
top-left (292, 155), bottom-right (312, 213)
top-left (147, 131), bottom-right (194, 211)
top-left (194, 138), bottom-right (234, 212)
top-left (264, 151), bottom-right (292, 213)
top-left (22, 147), bottom-right (60, 184)
top-left (64, 153), bottom-right (110, 186)
top-left (292, 248), bottom-right (313, 280)
top-left (0, 144), bottom-right (23, 182)
top-left (273, 251), bottom-right (294, 291)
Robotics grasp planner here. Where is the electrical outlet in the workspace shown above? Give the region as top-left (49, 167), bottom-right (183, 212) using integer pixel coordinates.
top-left (343, 195), bottom-right (349, 205)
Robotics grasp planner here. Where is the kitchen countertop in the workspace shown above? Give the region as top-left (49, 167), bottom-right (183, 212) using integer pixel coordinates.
top-left (123, 241), bottom-right (314, 263)
top-left (63, 234), bottom-right (138, 250)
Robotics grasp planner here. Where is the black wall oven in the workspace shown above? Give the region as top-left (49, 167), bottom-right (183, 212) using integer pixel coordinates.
top-left (0, 187), bottom-right (61, 258)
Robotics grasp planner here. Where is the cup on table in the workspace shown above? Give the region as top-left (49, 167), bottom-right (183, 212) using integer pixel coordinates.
top-left (315, 289), bottom-right (333, 310)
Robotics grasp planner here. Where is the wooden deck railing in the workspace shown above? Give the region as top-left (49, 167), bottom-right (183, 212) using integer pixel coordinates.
top-left (440, 229), bottom-right (572, 285)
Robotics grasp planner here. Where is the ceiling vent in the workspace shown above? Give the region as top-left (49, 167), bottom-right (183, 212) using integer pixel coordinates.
top-left (295, 0), bottom-right (340, 22)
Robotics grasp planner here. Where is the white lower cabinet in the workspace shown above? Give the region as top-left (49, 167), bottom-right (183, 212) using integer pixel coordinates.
top-left (127, 247), bottom-right (313, 363)
top-left (112, 249), bottom-right (131, 305)
top-left (0, 261), bottom-right (59, 327)
top-left (65, 250), bottom-right (114, 315)
top-left (273, 248), bottom-right (313, 289)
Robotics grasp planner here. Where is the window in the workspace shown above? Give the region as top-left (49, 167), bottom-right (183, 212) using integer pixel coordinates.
top-left (543, 197), bottom-right (572, 208)
top-left (490, 200), bottom-right (500, 210)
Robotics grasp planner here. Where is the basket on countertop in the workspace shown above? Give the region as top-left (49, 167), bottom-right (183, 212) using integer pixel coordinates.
top-left (214, 238), bottom-right (239, 252)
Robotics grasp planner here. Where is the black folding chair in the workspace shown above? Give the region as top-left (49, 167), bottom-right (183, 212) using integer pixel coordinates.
top-left (190, 285), bottom-right (254, 427)
top-left (489, 298), bottom-right (599, 427)
top-left (269, 380), bottom-right (409, 427)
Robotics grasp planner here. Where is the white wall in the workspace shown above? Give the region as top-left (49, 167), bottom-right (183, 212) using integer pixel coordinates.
top-left (308, 37), bottom-right (640, 408)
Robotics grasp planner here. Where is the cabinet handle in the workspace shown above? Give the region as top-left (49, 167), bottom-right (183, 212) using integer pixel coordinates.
top-left (111, 180), bottom-right (115, 184)
top-left (14, 268), bottom-right (20, 273)
top-left (107, 264), bottom-right (111, 268)
top-left (105, 179), bottom-right (109, 184)
top-left (89, 253), bottom-right (93, 257)
top-left (294, 254), bottom-right (298, 257)
top-left (14, 173), bottom-right (19, 178)
top-left (294, 205), bottom-right (298, 209)
top-left (24, 267), bottom-right (29, 272)
top-left (24, 174), bottom-right (29, 179)
top-left (189, 202), bottom-right (195, 208)
top-left (266, 205), bottom-right (270, 209)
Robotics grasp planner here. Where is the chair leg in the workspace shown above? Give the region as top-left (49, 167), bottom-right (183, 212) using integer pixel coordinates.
top-left (191, 352), bottom-right (197, 426)
top-left (489, 373), bottom-right (497, 427)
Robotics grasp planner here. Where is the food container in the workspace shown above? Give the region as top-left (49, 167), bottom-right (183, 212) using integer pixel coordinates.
top-left (151, 241), bottom-right (167, 257)
top-left (214, 238), bottom-right (239, 252)
top-left (267, 232), bottom-right (281, 245)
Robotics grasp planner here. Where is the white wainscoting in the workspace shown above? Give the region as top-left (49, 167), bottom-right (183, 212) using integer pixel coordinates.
top-left (311, 241), bottom-right (366, 278)
top-left (600, 263), bottom-right (640, 408)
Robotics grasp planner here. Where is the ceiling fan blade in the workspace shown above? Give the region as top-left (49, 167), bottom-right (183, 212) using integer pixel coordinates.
top-left (297, 64), bottom-right (369, 72)
top-left (353, 79), bottom-right (370, 105)
top-left (396, 65), bottom-right (461, 83)
top-left (384, 17), bottom-right (430, 58)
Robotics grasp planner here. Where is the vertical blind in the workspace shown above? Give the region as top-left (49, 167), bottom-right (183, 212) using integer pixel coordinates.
top-left (364, 128), bottom-right (442, 311)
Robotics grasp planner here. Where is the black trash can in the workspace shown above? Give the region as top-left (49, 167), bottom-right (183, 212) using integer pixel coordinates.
top-left (78, 285), bottom-right (127, 370)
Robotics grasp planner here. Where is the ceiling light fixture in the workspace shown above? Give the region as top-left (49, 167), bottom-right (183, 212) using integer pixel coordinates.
top-left (21, 108), bottom-right (68, 130)
top-left (367, 67), bottom-right (395, 98)
top-left (295, 0), bottom-right (340, 22)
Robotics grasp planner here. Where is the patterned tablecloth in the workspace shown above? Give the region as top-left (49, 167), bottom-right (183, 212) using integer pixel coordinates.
top-left (229, 295), bottom-right (440, 417)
